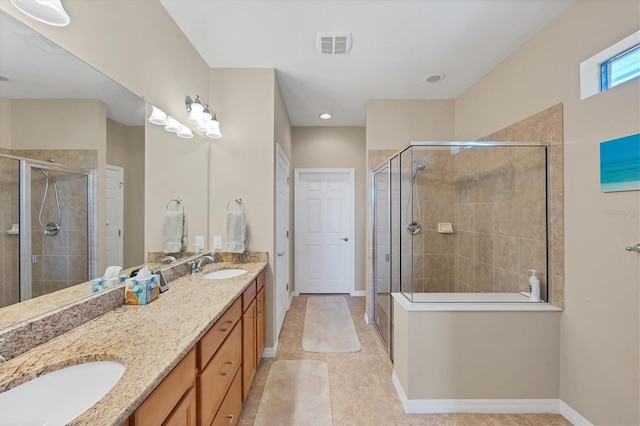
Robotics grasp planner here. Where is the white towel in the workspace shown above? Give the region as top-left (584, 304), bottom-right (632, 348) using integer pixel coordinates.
top-left (163, 210), bottom-right (187, 253)
top-left (226, 211), bottom-right (246, 253)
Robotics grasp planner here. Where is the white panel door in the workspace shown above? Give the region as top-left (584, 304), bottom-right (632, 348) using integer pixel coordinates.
top-left (295, 169), bottom-right (354, 294)
top-left (106, 165), bottom-right (124, 267)
top-left (275, 144), bottom-right (290, 339)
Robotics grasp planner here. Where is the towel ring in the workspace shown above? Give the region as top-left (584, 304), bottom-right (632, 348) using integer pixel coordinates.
top-left (227, 197), bottom-right (245, 213)
top-left (166, 197), bottom-right (184, 211)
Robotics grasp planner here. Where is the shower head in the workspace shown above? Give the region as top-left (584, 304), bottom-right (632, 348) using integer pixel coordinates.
top-left (411, 160), bottom-right (426, 178)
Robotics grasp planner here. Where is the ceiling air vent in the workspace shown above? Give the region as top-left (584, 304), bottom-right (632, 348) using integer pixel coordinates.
top-left (317, 32), bottom-right (352, 55)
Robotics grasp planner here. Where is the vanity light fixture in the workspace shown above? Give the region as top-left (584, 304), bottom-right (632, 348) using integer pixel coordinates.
top-left (176, 124), bottom-right (194, 139)
top-left (186, 95), bottom-right (222, 139)
top-left (164, 116), bottom-right (182, 133)
top-left (148, 106), bottom-right (169, 125)
top-left (11, 0), bottom-right (70, 27)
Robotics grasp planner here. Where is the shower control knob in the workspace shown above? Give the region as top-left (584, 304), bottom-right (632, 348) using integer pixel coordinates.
top-left (341, 237), bottom-right (349, 242)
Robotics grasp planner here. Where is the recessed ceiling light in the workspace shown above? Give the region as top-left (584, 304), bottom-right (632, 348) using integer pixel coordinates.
top-left (425, 73), bottom-right (445, 83)
top-left (319, 113), bottom-right (332, 120)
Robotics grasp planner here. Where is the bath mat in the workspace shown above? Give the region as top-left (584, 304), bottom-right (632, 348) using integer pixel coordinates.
top-left (254, 360), bottom-right (332, 426)
top-left (303, 296), bottom-right (361, 352)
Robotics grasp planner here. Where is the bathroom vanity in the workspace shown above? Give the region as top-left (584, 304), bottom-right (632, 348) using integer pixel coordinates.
top-left (0, 259), bottom-right (267, 426)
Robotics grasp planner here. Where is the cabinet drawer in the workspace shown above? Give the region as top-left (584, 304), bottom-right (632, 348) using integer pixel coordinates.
top-left (133, 348), bottom-right (197, 425)
top-left (199, 298), bottom-right (241, 370)
top-left (256, 270), bottom-right (265, 291)
top-left (212, 368), bottom-right (242, 426)
top-left (199, 323), bottom-right (242, 426)
top-left (241, 280), bottom-right (256, 312)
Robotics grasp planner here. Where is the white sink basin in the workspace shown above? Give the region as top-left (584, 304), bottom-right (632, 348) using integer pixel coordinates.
top-left (203, 269), bottom-right (247, 279)
top-left (0, 361), bottom-right (125, 425)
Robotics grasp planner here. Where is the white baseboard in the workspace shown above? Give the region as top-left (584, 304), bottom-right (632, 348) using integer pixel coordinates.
top-left (391, 372), bottom-right (588, 420)
top-left (560, 400), bottom-right (593, 425)
top-left (262, 340), bottom-right (278, 358)
top-left (364, 312), bottom-right (369, 324)
top-left (350, 290), bottom-right (366, 296)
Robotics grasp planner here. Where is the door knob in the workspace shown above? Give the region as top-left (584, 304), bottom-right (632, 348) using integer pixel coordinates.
top-left (341, 237), bottom-right (349, 242)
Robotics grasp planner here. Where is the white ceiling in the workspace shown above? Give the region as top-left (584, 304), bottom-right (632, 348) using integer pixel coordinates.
top-left (160, 0), bottom-right (575, 127)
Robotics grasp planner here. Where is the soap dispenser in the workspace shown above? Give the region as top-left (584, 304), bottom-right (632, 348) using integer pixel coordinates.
top-left (528, 269), bottom-right (540, 302)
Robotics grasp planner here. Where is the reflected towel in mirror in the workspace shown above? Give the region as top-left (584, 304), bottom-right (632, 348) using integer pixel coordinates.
top-left (163, 210), bottom-right (188, 253)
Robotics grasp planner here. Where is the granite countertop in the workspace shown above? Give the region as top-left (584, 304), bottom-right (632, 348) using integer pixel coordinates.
top-left (0, 260), bottom-right (267, 425)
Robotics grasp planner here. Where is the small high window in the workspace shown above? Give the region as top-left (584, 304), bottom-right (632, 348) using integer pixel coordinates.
top-left (580, 31), bottom-right (640, 100)
top-left (600, 44), bottom-right (640, 91)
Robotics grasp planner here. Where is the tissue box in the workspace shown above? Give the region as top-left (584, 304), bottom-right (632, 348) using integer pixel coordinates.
top-left (91, 275), bottom-right (127, 293)
top-left (125, 274), bottom-right (160, 305)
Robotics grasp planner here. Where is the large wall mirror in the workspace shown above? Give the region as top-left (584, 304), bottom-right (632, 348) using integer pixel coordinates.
top-left (0, 10), bottom-right (209, 326)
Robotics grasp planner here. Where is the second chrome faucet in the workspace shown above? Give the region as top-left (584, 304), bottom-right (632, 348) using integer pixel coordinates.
top-left (189, 255), bottom-right (215, 274)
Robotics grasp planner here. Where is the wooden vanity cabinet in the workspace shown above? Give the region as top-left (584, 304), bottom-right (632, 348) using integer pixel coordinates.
top-left (129, 347), bottom-right (197, 426)
top-left (128, 270), bottom-right (266, 426)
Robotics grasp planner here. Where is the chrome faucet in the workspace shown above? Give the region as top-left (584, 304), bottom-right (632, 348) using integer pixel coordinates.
top-left (196, 255), bottom-right (215, 271)
top-left (160, 255), bottom-right (177, 264)
top-left (190, 255), bottom-right (215, 274)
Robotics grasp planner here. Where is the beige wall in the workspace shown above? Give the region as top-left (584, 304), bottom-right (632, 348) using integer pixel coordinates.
top-left (209, 68), bottom-right (278, 347)
top-left (292, 127), bottom-right (367, 292)
top-left (454, 1), bottom-right (640, 424)
top-left (0, 97), bottom-right (10, 149)
top-left (393, 298), bottom-right (561, 400)
top-left (144, 106), bottom-right (209, 257)
top-left (366, 100), bottom-right (455, 150)
top-left (106, 119), bottom-right (145, 267)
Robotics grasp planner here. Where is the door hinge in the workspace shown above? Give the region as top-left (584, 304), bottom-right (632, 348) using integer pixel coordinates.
top-left (118, 229), bottom-right (122, 237)
top-left (286, 230), bottom-right (289, 238)
top-left (286, 283), bottom-right (289, 291)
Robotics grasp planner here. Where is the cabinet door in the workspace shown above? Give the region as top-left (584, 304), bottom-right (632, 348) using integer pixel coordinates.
top-left (256, 287), bottom-right (266, 362)
top-left (241, 299), bottom-right (257, 401)
top-left (198, 323), bottom-right (242, 426)
top-left (164, 386), bottom-right (197, 426)
top-left (133, 348), bottom-right (197, 425)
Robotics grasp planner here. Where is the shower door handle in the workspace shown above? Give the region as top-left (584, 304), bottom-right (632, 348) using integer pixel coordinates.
top-left (341, 237), bottom-right (349, 242)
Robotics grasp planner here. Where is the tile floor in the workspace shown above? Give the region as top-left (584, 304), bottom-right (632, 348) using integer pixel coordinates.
top-left (238, 295), bottom-right (572, 426)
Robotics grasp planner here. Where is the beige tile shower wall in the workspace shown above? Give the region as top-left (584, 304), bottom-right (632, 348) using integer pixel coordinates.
top-left (0, 157), bottom-right (19, 308)
top-left (412, 150), bottom-right (455, 292)
top-left (453, 146), bottom-right (548, 297)
top-left (479, 106), bottom-right (563, 305)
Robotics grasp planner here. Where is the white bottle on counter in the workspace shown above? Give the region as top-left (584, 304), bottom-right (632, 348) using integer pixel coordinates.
top-left (528, 269), bottom-right (540, 302)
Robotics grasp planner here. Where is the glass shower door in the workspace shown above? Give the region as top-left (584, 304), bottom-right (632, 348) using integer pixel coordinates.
top-left (373, 165), bottom-right (392, 353)
top-left (21, 162), bottom-right (91, 301)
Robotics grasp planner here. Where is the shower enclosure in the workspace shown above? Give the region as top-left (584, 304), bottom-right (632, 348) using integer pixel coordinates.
top-left (372, 142), bottom-right (549, 357)
top-left (0, 154), bottom-right (94, 308)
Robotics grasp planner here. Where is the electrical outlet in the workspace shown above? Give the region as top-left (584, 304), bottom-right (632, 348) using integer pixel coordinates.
top-left (195, 236), bottom-right (205, 252)
top-left (213, 235), bottom-right (222, 250)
